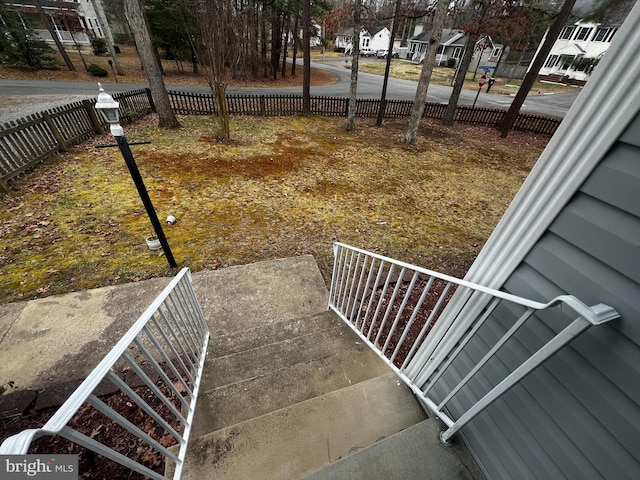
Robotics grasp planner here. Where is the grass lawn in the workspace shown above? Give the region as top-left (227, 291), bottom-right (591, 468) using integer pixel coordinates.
top-left (0, 115), bottom-right (549, 304)
top-left (358, 61), bottom-right (578, 96)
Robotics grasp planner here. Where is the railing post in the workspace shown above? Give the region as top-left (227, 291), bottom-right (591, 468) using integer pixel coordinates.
top-left (42, 112), bottom-right (68, 152)
top-left (83, 99), bottom-right (103, 134)
top-left (145, 88), bottom-right (157, 113)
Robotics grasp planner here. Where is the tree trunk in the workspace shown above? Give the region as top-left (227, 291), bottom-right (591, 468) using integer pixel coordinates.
top-left (91, 0), bottom-right (124, 75)
top-left (291, 13), bottom-right (299, 77)
top-left (302, 0), bottom-right (311, 114)
top-left (403, 0), bottom-right (449, 144)
top-left (442, 39), bottom-right (475, 125)
top-left (346, 0), bottom-right (361, 131)
top-left (62, 16), bottom-right (88, 69)
top-left (271, 12), bottom-right (282, 80)
top-left (376, 0), bottom-right (402, 127)
top-left (34, 0), bottom-right (75, 71)
top-left (442, 0), bottom-right (490, 126)
top-left (281, 13), bottom-right (290, 79)
top-left (213, 82), bottom-right (230, 139)
top-left (123, 0), bottom-right (180, 129)
top-left (498, 0), bottom-right (576, 137)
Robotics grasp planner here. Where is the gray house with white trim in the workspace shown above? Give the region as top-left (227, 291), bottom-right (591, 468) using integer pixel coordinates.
top-left (415, 3), bottom-right (640, 477)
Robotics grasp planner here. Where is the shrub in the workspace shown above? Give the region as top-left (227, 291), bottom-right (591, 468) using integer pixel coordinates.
top-left (91, 37), bottom-right (108, 55)
top-left (447, 58), bottom-right (456, 68)
top-left (86, 63), bottom-right (108, 77)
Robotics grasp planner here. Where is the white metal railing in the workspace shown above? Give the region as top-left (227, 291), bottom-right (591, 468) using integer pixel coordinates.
top-left (328, 243), bottom-right (619, 444)
top-left (0, 268), bottom-right (209, 479)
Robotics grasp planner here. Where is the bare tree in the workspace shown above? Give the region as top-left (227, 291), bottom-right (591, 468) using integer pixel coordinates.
top-left (123, 0), bottom-right (180, 128)
top-left (91, 0), bottom-right (124, 75)
top-left (190, 0), bottom-right (242, 139)
top-left (498, 0), bottom-right (576, 137)
top-left (376, 0), bottom-right (402, 127)
top-left (442, 0), bottom-right (490, 125)
top-left (346, 0), bottom-right (362, 131)
top-left (403, 0), bottom-right (449, 145)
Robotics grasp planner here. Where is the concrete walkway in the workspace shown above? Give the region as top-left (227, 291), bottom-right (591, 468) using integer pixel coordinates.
top-left (0, 255), bottom-right (326, 394)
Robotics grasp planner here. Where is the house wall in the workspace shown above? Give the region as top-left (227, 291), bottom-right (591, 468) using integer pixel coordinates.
top-left (540, 21), bottom-right (619, 81)
top-left (430, 110), bottom-right (640, 479)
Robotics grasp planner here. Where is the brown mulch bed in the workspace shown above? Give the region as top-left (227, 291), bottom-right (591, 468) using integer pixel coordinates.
top-left (1, 362), bottom-right (191, 479)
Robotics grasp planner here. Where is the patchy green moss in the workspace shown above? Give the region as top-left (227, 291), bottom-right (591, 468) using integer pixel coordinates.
top-left (0, 116), bottom-right (547, 303)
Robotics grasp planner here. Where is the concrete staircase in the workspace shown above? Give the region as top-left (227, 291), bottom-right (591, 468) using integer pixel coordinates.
top-left (180, 255), bottom-right (484, 480)
top-left (179, 255), bottom-right (427, 479)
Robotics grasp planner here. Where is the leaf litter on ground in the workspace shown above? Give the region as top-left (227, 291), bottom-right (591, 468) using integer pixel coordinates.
top-left (0, 115), bottom-right (548, 305)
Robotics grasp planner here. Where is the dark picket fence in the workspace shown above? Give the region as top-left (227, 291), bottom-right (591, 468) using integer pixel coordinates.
top-left (0, 89), bottom-right (154, 192)
top-left (169, 91), bottom-right (562, 134)
top-left (1, 89), bottom-right (562, 192)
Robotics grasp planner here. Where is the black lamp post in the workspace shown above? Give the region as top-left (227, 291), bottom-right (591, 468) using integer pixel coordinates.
top-left (95, 84), bottom-right (177, 268)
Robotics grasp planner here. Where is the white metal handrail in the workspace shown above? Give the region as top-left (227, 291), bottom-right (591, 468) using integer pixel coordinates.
top-left (0, 268), bottom-right (209, 480)
top-left (328, 242), bottom-right (619, 444)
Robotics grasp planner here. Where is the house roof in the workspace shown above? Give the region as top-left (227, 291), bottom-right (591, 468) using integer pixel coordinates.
top-left (366, 26), bottom-right (388, 36)
top-left (558, 43), bottom-right (587, 55)
top-left (410, 28), bottom-right (469, 46)
top-left (336, 26), bottom-right (389, 37)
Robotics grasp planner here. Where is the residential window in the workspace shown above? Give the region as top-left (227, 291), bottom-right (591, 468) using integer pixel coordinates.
top-left (560, 26), bottom-right (575, 40)
top-left (593, 27), bottom-right (609, 41)
top-left (436, 45), bottom-right (444, 54)
top-left (607, 28), bottom-right (618, 42)
top-left (544, 55), bottom-right (560, 68)
top-left (491, 47), bottom-right (502, 59)
top-left (452, 47), bottom-right (462, 59)
top-left (575, 27), bottom-right (593, 41)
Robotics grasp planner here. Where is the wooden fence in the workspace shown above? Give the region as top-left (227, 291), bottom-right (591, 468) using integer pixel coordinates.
top-left (0, 89), bottom-right (154, 192)
top-left (1, 89), bottom-right (562, 192)
top-left (170, 91), bottom-right (562, 135)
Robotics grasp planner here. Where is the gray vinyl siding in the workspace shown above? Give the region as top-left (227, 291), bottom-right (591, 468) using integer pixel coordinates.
top-left (431, 112), bottom-right (640, 479)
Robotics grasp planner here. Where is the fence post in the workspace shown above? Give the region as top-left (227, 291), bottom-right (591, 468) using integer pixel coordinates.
top-left (83, 99), bottom-right (103, 134)
top-left (260, 95), bottom-right (266, 116)
top-left (145, 88), bottom-right (156, 113)
top-left (42, 112), bottom-right (68, 152)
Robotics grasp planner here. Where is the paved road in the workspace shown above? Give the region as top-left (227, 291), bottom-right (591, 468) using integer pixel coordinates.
top-left (0, 59), bottom-right (580, 118)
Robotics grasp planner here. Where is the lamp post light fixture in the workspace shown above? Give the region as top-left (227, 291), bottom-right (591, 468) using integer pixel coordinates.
top-left (95, 84), bottom-right (177, 268)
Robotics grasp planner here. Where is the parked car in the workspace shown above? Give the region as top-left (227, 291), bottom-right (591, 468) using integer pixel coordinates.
top-left (360, 48), bottom-right (376, 57)
top-left (375, 49), bottom-right (399, 59)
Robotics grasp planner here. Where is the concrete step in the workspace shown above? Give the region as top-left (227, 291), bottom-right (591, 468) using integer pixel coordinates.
top-left (192, 310), bottom-right (392, 437)
top-left (302, 417), bottom-right (485, 480)
top-left (182, 372), bottom-right (426, 480)
top-left (192, 255), bottom-right (330, 335)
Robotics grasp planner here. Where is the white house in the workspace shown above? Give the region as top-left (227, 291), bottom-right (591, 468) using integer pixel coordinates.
top-left (538, 19), bottom-right (623, 83)
top-left (5, 0), bottom-right (115, 54)
top-left (337, 26), bottom-right (391, 55)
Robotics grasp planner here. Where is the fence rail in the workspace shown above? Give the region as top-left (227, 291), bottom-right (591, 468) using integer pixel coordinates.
top-left (1, 89), bottom-right (561, 193)
top-left (0, 268), bottom-right (210, 480)
top-left (328, 242), bottom-right (619, 444)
